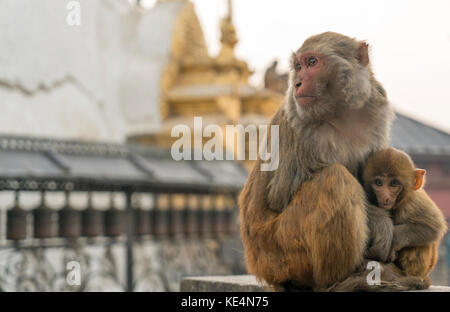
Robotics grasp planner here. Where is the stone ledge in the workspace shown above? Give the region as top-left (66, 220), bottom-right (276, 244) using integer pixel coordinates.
top-left (180, 275), bottom-right (450, 292)
top-left (181, 275), bottom-right (271, 292)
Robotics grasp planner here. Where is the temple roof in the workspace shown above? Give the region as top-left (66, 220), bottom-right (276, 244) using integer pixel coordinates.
top-left (391, 113), bottom-right (450, 157)
top-left (0, 136), bottom-right (247, 193)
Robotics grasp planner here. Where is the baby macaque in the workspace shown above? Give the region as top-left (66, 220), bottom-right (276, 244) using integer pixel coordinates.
top-left (363, 147), bottom-right (447, 277)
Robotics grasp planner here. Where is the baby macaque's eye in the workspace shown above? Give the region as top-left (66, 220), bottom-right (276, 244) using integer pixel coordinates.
top-left (374, 179), bottom-right (383, 187)
top-left (295, 63), bottom-right (302, 71)
top-left (390, 179), bottom-right (400, 187)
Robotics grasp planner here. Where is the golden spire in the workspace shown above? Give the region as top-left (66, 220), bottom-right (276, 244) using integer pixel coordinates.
top-left (217, 0), bottom-right (238, 62)
top-left (227, 0), bottom-right (233, 21)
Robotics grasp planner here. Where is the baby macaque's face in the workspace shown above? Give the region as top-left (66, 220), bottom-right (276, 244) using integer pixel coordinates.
top-left (371, 174), bottom-right (403, 210)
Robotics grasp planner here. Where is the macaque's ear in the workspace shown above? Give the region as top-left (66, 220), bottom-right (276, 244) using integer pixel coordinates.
top-left (413, 169), bottom-right (426, 190)
top-left (356, 42), bottom-right (369, 66)
top-left (290, 51), bottom-right (297, 68)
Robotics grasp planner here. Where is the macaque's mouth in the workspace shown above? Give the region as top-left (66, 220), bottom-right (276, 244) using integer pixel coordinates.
top-left (295, 96), bottom-right (316, 106)
top-left (379, 203), bottom-right (393, 209)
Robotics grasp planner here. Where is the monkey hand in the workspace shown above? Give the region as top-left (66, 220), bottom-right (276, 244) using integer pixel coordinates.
top-left (387, 248), bottom-right (398, 262)
top-left (365, 245), bottom-right (389, 263)
top-left (388, 225), bottom-right (410, 262)
top-left (387, 238), bottom-right (402, 262)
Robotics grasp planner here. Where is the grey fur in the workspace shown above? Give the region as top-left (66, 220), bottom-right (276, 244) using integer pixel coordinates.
top-left (365, 205), bottom-right (394, 262)
top-left (265, 32), bottom-right (395, 212)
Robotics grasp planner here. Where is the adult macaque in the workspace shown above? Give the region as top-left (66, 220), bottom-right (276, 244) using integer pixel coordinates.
top-left (363, 147), bottom-right (448, 277)
top-left (239, 32), bottom-right (397, 291)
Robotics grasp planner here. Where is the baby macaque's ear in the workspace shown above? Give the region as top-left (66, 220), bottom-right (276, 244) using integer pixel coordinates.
top-left (413, 169), bottom-right (426, 190)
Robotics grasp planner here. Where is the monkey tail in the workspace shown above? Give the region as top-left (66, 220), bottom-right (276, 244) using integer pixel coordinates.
top-left (319, 273), bottom-right (431, 292)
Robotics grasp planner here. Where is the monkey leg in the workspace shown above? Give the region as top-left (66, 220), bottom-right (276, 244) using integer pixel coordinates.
top-left (274, 163), bottom-right (368, 289)
top-left (396, 243), bottom-right (438, 277)
top-left (326, 262), bottom-right (431, 292)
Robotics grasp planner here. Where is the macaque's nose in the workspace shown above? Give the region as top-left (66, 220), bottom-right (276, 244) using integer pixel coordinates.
top-left (381, 196), bottom-right (391, 205)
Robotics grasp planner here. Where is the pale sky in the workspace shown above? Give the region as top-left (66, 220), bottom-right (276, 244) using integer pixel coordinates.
top-left (144, 0), bottom-right (450, 133)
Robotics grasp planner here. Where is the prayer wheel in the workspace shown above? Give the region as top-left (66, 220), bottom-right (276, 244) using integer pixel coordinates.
top-left (7, 192), bottom-right (27, 240)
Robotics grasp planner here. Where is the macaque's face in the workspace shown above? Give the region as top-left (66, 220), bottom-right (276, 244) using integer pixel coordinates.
top-left (371, 174), bottom-right (403, 210)
top-left (292, 52), bottom-right (325, 108)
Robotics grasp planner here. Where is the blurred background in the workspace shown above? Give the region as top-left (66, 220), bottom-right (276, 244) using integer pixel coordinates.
top-left (0, 0), bottom-right (448, 291)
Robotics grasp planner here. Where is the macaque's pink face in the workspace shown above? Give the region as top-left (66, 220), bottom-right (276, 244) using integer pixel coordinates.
top-left (371, 174), bottom-right (403, 210)
top-left (292, 52), bottom-right (324, 108)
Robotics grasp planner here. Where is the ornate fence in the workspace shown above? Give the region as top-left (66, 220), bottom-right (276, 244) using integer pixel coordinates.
top-left (0, 136), bottom-right (247, 291)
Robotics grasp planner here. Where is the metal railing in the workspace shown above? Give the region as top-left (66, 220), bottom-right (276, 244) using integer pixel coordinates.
top-left (0, 136), bottom-right (244, 291)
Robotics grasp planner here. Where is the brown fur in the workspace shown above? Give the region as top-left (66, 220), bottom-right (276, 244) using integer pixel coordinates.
top-left (363, 148), bottom-right (448, 277)
top-left (239, 32), bottom-right (397, 291)
top-left (325, 260), bottom-right (431, 292)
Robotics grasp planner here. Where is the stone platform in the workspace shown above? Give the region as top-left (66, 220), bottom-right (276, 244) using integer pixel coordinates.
top-left (180, 275), bottom-right (450, 292)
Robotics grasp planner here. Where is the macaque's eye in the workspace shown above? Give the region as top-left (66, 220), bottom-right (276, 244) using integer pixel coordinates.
top-left (390, 179), bottom-right (401, 187)
top-left (374, 179), bottom-right (383, 187)
top-left (295, 63), bottom-right (302, 71)
top-left (307, 56), bottom-right (318, 67)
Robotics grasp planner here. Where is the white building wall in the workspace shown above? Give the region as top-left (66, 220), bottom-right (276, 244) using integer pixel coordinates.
top-left (0, 0), bottom-right (134, 142)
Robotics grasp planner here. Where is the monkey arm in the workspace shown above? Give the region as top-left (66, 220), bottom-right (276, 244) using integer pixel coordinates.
top-left (366, 238), bottom-right (392, 262)
top-left (388, 224), bottom-right (440, 263)
top-left (365, 205), bottom-right (394, 262)
top-left (389, 190), bottom-right (448, 261)
top-left (391, 223), bottom-right (439, 250)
